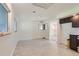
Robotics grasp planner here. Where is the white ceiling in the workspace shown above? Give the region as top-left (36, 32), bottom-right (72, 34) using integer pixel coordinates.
top-left (12, 3), bottom-right (79, 21)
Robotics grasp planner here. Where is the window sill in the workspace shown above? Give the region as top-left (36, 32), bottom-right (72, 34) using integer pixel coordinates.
top-left (0, 32), bottom-right (11, 37)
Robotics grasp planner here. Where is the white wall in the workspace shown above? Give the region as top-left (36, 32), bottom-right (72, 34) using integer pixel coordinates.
top-left (18, 19), bottom-right (40, 40)
top-left (15, 13), bottom-right (49, 40)
top-left (7, 3), bottom-right (14, 33)
top-left (49, 20), bottom-right (59, 47)
top-left (49, 20), bottom-right (58, 42)
top-left (60, 23), bottom-right (72, 45)
top-left (17, 21), bottom-right (42, 40)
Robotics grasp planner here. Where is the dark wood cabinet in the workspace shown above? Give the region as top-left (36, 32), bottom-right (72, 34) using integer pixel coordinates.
top-left (59, 16), bottom-right (72, 24)
top-left (70, 35), bottom-right (79, 52)
top-left (72, 18), bottom-right (79, 27)
top-left (72, 15), bottom-right (79, 27)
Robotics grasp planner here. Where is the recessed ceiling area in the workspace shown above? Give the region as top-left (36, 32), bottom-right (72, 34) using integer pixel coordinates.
top-left (32, 3), bottom-right (53, 9)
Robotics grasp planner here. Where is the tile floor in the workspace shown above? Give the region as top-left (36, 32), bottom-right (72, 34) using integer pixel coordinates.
top-left (13, 39), bottom-right (79, 56)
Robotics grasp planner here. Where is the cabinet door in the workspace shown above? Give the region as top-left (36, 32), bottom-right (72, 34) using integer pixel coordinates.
top-left (70, 35), bottom-right (77, 51)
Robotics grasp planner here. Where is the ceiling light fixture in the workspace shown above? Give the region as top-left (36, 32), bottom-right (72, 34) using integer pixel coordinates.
top-left (72, 14), bottom-right (79, 21)
top-left (33, 11), bottom-right (36, 13)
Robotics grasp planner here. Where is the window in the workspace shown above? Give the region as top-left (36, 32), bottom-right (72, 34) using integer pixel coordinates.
top-left (0, 4), bottom-right (8, 32)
